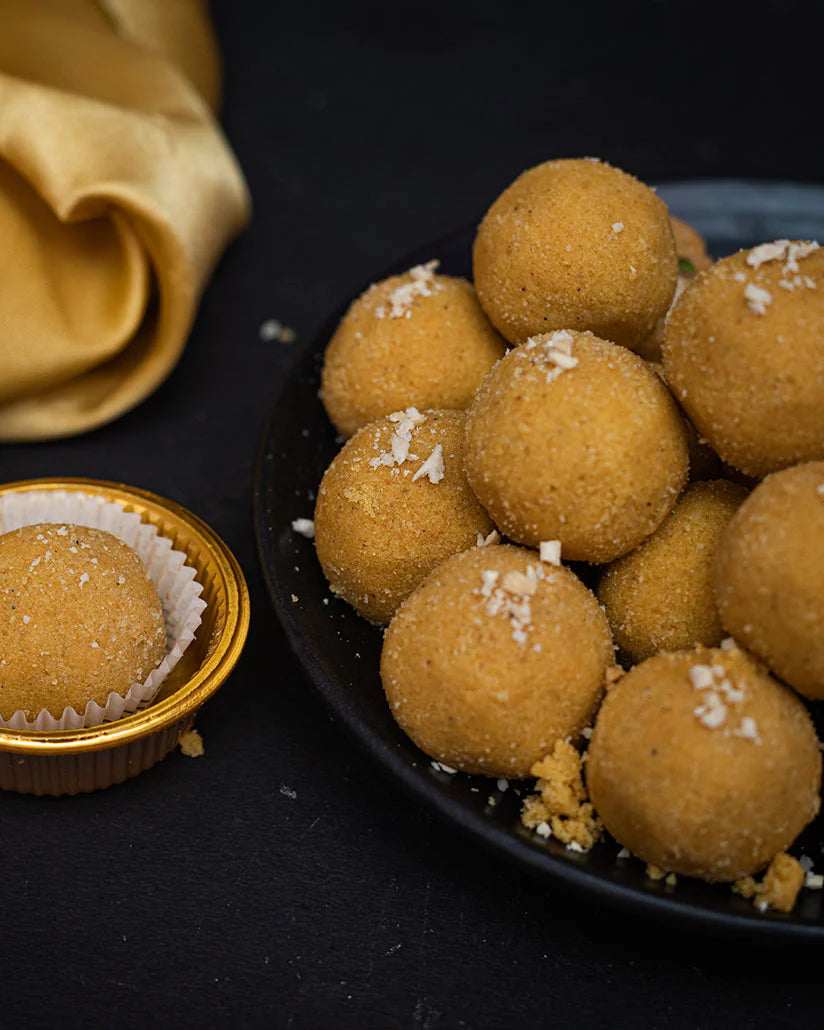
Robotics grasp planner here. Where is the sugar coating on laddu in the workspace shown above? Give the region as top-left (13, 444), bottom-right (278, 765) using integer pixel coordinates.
top-left (598, 479), bottom-right (747, 664)
top-left (714, 461), bottom-right (824, 699)
top-left (662, 240), bottom-right (824, 477)
top-left (472, 158), bottom-right (678, 350)
top-left (314, 409), bottom-right (494, 625)
top-left (587, 646), bottom-right (821, 882)
top-left (0, 523), bottom-right (166, 720)
top-left (464, 330), bottom-right (689, 563)
top-left (321, 263), bottom-right (506, 438)
top-left (380, 543), bottom-right (614, 779)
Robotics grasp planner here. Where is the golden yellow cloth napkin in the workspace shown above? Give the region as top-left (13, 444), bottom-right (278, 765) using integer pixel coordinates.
top-left (0, 0), bottom-right (250, 440)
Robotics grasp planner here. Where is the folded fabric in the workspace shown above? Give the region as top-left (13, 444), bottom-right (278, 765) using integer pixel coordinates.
top-left (0, 0), bottom-right (250, 440)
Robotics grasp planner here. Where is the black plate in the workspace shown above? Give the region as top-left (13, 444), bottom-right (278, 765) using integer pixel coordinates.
top-left (255, 180), bottom-right (824, 942)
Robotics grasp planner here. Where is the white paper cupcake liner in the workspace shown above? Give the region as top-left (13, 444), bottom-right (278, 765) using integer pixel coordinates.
top-left (0, 489), bottom-right (207, 731)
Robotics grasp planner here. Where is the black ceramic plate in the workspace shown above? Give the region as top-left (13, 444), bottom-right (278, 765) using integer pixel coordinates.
top-left (255, 180), bottom-right (824, 942)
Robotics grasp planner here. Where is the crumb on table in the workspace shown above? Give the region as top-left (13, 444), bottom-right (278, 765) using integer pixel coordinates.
top-left (179, 728), bottom-right (205, 758)
top-left (521, 739), bottom-right (602, 852)
top-left (733, 853), bottom-right (804, 914)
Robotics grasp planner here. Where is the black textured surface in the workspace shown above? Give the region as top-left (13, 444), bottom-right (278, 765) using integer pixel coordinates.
top-left (3, 2), bottom-right (824, 1027)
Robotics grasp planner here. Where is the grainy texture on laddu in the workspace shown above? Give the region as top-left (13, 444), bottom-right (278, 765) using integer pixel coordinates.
top-left (314, 409), bottom-right (493, 624)
top-left (464, 331), bottom-right (689, 563)
top-left (472, 158), bottom-right (678, 350)
top-left (0, 523), bottom-right (166, 720)
top-left (321, 271), bottom-right (506, 438)
top-left (381, 544), bottom-right (613, 778)
top-left (714, 461), bottom-right (824, 699)
top-left (587, 647), bottom-right (821, 882)
top-left (598, 479), bottom-right (747, 664)
top-left (663, 243), bottom-right (824, 477)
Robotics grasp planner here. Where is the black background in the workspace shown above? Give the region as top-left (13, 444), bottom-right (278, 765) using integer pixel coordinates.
top-left (2, 1), bottom-right (823, 1027)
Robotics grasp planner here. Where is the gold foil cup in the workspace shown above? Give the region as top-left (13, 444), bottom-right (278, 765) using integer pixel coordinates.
top-left (0, 478), bottom-right (250, 795)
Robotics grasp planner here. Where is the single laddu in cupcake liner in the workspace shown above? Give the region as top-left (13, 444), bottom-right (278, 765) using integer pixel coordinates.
top-left (0, 489), bottom-right (207, 731)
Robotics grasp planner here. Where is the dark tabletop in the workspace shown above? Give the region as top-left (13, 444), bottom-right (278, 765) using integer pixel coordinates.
top-left (3, 2), bottom-right (824, 1027)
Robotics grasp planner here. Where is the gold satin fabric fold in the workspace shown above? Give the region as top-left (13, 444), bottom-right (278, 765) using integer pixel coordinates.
top-left (0, 0), bottom-right (250, 440)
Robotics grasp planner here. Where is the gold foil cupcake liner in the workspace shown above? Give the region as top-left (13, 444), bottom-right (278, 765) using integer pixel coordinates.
top-left (0, 488), bottom-right (207, 731)
top-left (0, 478), bottom-right (249, 795)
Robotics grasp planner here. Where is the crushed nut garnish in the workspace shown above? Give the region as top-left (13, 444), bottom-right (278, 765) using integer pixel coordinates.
top-left (539, 540), bottom-right (562, 566)
top-left (524, 330), bottom-right (579, 383)
top-left (645, 863), bottom-right (667, 881)
top-left (369, 408), bottom-right (426, 469)
top-left (521, 740), bottom-right (602, 852)
top-left (411, 444), bottom-right (445, 484)
top-left (744, 282), bottom-right (772, 315)
top-left (689, 662), bottom-right (760, 741)
top-left (431, 760), bottom-right (457, 774)
top-left (476, 529), bottom-right (501, 547)
top-left (375, 260), bottom-right (441, 318)
top-left (478, 563), bottom-right (545, 643)
top-left (611, 222), bottom-right (624, 233)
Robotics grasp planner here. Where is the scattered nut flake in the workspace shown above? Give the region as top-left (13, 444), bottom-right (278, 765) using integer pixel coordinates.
top-left (746, 239), bottom-right (819, 276)
top-left (665, 873), bottom-right (678, 887)
top-left (280, 784), bottom-right (297, 800)
top-left (476, 529), bottom-right (501, 547)
top-left (535, 821), bottom-right (552, 838)
top-left (720, 637), bottom-right (736, 650)
top-left (480, 569), bottom-right (499, 594)
top-left (375, 260), bottom-right (441, 318)
top-left (539, 540), bottom-right (562, 565)
top-left (479, 564), bottom-right (547, 643)
top-left (688, 664), bottom-right (715, 690)
top-left (525, 330), bottom-right (579, 383)
top-left (56, 526), bottom-right (68, 536)
top-left (616, 847), bottom-right (631, 860)
top-left (784, 241), bottom-right (820, 273)
top-left (646, 863), bottom-right (667, 881)
top-left (411, 444), bottom-right (445, 484)
top-left (611, 222), bottom-right (624, 233)
top-left (806, 873), bottom-right (824, 890)
top-left (733, 716), bottom-right (762, 743)
top-left (746, 241), bottom-right (791, 268)
top-left (291, 518), bottom-right (315, 538)
top-left (431, 760), bottom-right (457, 774)
top-left (744, 282), bottom-right (772, 315)
top-left (581, 726), bottom-right (593, 740)
top-left (22, 615), bottom-right (30, 624)
top-left (78, 572), bottom-right (89, 586)
top-left (497, 778), bottom-right (509, 792)
top-left (694, 695), bottom-right (727, 728)
top-left (179, 729), bottom-right (204, 758)
top-left (733, 271), bottom-right (746, 282)
top-left (690, 662), bottom-right (759, 740)
top-left (259, 319), bottom-right (297, 343)
top-left (501, 570), bottom-right (537, 596)
top-left (370, 408), bottom-right (426, 469)
top-left (290, 594), bottom-right (299, 602)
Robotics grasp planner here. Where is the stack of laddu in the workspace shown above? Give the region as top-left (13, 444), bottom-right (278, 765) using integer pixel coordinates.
top-left (309, 158), bottom-right (824, 911)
